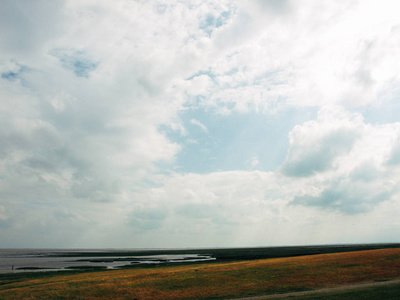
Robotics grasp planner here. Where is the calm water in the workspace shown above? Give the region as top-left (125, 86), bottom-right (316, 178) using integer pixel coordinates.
top-left (0, 249), bottom-right (215, 274)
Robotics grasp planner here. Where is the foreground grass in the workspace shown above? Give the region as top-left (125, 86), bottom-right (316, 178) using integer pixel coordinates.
top-left (1, 248), bottom-right (400, 299)
top-left (290, 282), bottom-right (400, 300)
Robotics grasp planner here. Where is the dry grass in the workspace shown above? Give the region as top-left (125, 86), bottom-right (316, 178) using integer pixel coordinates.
top-left (1, 248), bottom-right (400, 299)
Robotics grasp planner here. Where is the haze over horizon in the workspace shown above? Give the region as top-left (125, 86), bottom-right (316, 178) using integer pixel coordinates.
top-left (1, 0), bottom-right (400, 249)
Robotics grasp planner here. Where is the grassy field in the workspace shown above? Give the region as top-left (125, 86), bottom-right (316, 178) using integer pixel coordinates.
top-left (1, 248), bottom-right (400, 299)
top-left (289, 282), bottom-right (400, 300)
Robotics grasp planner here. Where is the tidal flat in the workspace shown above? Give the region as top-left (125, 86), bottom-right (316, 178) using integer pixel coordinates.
top-left (2, 243), bottom-right (400, 274)
top-left (0, 249), bottom-right (215, 274)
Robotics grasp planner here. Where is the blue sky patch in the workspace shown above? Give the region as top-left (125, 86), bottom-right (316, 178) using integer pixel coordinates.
top-left (200, 10), bottom-right (232, 36)
top-left (362, 95), bottom-right (400, 124)
top-left (1, 71), bottom-right (19, 81)
top-left (162, 107), bottom-right (317, 174)
top-left (1, 63), bottom-right (27, 82)
top-left (50, 49), bottom-right (98, 78)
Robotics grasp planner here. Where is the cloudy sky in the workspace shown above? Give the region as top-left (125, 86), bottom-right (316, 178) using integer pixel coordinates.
top-left (1, 0), bottom-right (400, 248)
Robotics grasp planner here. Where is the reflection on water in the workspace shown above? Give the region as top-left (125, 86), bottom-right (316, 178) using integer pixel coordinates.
top-left (0, 249), bottom-right (215, 274)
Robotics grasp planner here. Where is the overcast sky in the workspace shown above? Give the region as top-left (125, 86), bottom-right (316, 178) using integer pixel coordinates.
top-left (1, 0), bottom-right (400, 248)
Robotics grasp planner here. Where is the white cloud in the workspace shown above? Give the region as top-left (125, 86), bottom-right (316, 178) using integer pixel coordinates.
top-left (190, 118), bottom-right (209, 133)
top-left (178, 0), bottom-right (400, 114)
top-left (281, 107), bottom-right (363, 177)
top-left (1, 0), bottom-right (400, 248)
top-left (118, 160), bottom-right (400, 246)
top-left (0, 0), bottom-right (188, 246)
top-left (250, 156), bottom-right (260, 167)
top-left (281, 106), bottom-right (400, 214)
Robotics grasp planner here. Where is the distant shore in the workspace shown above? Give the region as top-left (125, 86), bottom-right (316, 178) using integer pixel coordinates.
top-left (1, 243), bottom-right (400, 274)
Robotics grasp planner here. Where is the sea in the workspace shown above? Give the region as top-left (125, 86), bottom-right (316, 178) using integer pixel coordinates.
top-left (0, 249), bottom-right (215, 274)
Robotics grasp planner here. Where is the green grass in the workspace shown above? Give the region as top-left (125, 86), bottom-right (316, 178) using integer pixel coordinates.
top-left (0, 270), bottom-right (91, 287)
top-left (291, 282), bottom-right (400, 299)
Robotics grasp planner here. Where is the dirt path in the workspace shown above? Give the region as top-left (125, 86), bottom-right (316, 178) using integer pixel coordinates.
top-left (230, 278), bottom-right (400, 299)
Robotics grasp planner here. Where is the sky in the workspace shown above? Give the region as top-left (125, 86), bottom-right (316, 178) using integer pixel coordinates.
top-left (1, 0), bottom-right (400, 249)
